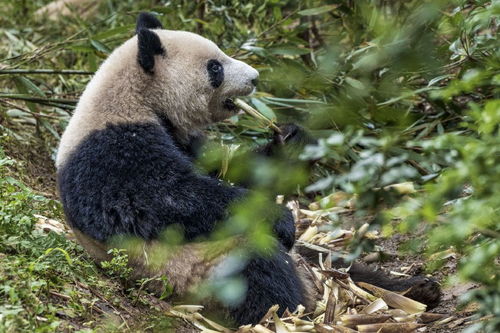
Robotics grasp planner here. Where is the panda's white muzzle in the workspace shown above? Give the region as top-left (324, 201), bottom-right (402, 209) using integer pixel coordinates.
top-left (221, 59), bottom-right (259, 111)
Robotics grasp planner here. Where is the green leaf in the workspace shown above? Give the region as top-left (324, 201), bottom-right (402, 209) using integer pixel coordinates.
top-left (13, 77), bottom-right (46, 97)
top-left (93, 25), bottom-right (134, 40)
top-left (345, 77), bottom-right (365, 90)
top-left (269, 46), bottom-right (310, 56)
top-left (298, 5), bottom-right (339, 16)
top-left (251, 98), bottom-right (276, 121)
top-left (40, 119), bottom-right (60, 139)
top-left (272, 6), bottom-right (282, 20)
top-left (90, 39), bottom-right (111, 54)
top-left (13, 78), bottom-right (38, 113)
top-left (428, 74), bottom-right (453, 87)
top-left (44, 248), bottom-right (72, 265)
top-left (241, 45), bottom-right (266, 56)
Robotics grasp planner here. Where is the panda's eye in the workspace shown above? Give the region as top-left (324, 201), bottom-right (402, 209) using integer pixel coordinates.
top-left (209, 61), bottom-right (222, 73)
top-left (207, 59), bottom-right (224, 88)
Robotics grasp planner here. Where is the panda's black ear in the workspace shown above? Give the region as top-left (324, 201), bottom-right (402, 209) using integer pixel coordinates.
top-left (137, 28), bottom-right (165, 74)
top-left (136, 12), bottom-right (163, 33)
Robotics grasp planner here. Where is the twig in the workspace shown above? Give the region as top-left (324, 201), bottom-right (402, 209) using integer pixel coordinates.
top-left (49, 290), bottom-right (71, 300)
top-left (0, 69), bottom-right (94, 75)
top-left (195, 0), bottom-right (206, 35)
top-left (0, 100), bottom-right (61, 119)
top-left (0, 93), bottom-right (77, 105)
top-left (74, 280), bottom-right (131, 328)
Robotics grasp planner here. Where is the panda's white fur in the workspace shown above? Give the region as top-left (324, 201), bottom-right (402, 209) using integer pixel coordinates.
top-left (57, 30), bottom-right (258, 168)
top-left (56, 13), bottom-right (314, 325)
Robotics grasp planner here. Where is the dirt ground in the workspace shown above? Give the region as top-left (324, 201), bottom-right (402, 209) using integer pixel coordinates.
top-left (371, 233), bottom-right (480, 332)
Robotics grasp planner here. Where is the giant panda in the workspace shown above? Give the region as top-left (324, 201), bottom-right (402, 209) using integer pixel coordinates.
top-left (56, 12), bottom-right (440, 326)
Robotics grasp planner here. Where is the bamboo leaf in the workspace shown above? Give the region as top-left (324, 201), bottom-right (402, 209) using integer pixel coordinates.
top-left (269, 46), bottom-right (311, 56)
top-left (298, 5), bottom-right (339, 16)
top-left (251, 98), bottom-right (276, 121)
top-left (90, 39), bottom-right (111, 54)
top-left (14, 77), bottom-right (46, 97)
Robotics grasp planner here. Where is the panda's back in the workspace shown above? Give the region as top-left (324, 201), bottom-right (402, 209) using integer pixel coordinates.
top-left (57, 122), bottom-right (239, 242)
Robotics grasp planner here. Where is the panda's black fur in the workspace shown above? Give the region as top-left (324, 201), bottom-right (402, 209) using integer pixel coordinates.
top-left (57, 119), bottom-right (303, 324)
top-left (58, 115), bottom-right (297, 246)
top-left (57, 12), bottom-right (440, 326)
top-left (59, 122), bottom-right (238, 242)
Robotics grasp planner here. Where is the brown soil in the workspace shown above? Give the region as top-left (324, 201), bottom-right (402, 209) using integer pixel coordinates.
top-left (371, 232), bottom-right (480, 332)
top-left (3, 135), bottom-right (58, 198)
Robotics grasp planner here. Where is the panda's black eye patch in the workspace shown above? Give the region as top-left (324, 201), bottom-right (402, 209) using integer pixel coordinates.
top-left (207, 59), bottom-right (224, 88)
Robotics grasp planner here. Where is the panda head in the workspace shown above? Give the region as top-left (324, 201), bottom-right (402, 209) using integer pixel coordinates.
top-left (134, 12), bottom-right (259, 131)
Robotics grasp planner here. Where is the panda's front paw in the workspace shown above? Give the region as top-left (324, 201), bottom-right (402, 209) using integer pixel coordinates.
top-left (274, 123), bottom-right (310, 146)
top-left (278, 123), bottom-right (301, 142)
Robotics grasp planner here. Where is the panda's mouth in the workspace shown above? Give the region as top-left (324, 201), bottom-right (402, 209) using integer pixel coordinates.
top-left (223, 98), bottom-right (237, 111)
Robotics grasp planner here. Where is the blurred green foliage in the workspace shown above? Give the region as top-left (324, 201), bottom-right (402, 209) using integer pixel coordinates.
top-left (0, 0), bottom-right (499, 331)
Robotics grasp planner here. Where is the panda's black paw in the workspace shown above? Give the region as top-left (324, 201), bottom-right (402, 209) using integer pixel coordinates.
top-left (256, 123), bottom-right (313, 157)
top-left (402, 277), bottom-right (441, 310)
top-left (278, 123), bottom-right (301, 141)
top-left (274, 123), bottom-right (312, 146)
top-left (345, 262), bottom-right (442, 310)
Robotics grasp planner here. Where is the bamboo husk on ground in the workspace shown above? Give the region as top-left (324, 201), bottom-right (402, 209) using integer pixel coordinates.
top-left (164, 192), bottom-right (452, 332)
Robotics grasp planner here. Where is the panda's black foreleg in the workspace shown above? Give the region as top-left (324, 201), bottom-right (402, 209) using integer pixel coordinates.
top-left (228, 245), bottom-right (306, 325)
top-left (252, 123), bottom-right (314, 252)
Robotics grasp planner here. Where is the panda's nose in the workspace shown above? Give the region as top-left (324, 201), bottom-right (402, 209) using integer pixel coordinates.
top-left (236, 59), bottom-right (259, 88)
top-left (249, 70), bottom-right (259, 87)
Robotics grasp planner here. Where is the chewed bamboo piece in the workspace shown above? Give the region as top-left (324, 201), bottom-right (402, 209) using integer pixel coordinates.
top-left (357, 282), bottom-right (427, 314)
top-left (234, 98), bottom-right (282, 133)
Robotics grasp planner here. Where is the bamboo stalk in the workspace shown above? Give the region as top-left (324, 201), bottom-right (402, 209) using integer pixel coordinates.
top-left (0, 93), bottom-right (77, 104)
top-left (234, 98), bottom-right (281, 133)
top-left (0, 69), bottom-right (94, 75)
top-left (340, 314), bottom-right (391, 328)
top-left (357, 322), bottom-right (425, 332)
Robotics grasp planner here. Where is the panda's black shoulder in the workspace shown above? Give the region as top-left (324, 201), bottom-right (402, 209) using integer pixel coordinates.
top-left (62, 121), bottom-right (192, 174)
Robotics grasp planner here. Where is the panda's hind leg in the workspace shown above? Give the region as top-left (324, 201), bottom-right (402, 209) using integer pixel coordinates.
top-left (348, 262), bottom-right (441, 309)
top-left (295, 245), bottom-right (441, 309)
top-left (228, 246), bottom-right (308, 326)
